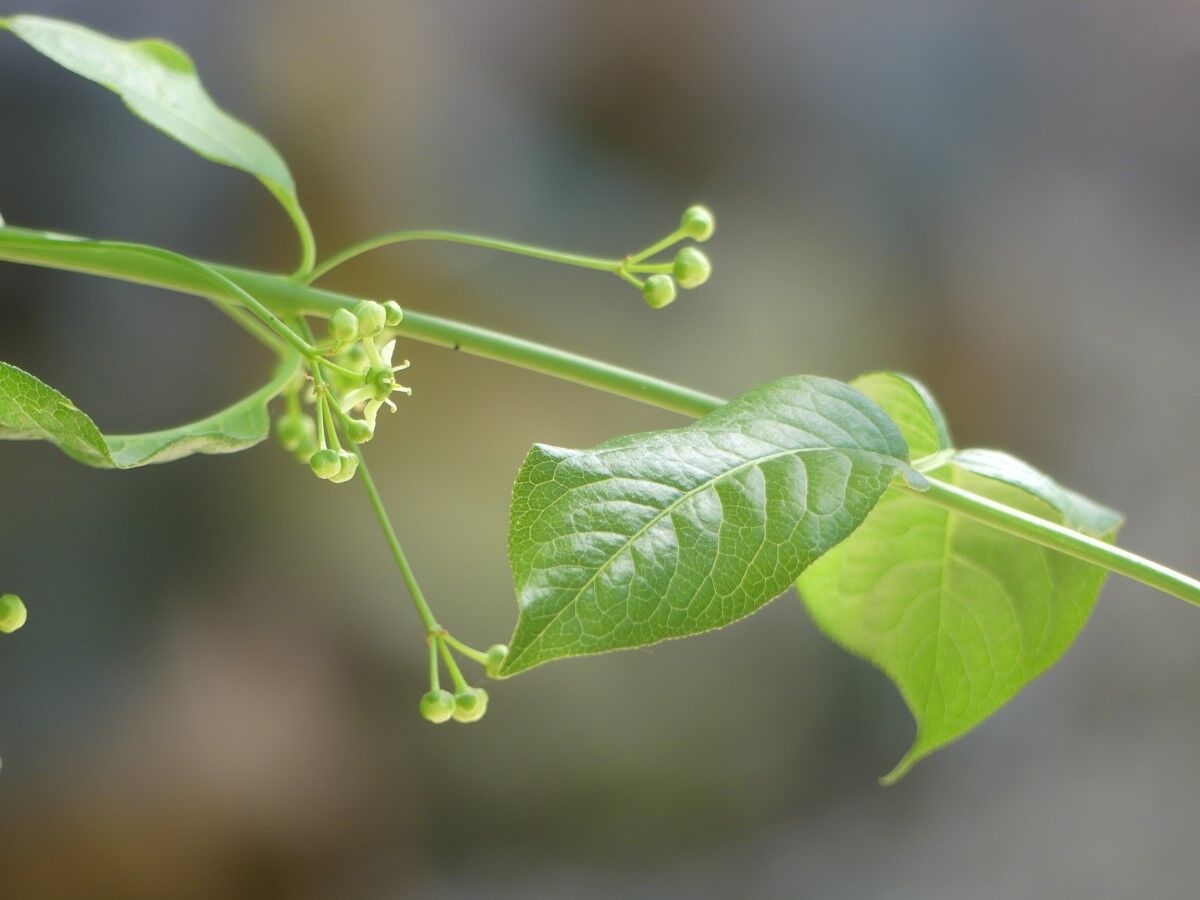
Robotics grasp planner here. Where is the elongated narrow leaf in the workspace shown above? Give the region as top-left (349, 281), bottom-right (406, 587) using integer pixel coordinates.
top-left (0, 352), bottom-right (300, 468)
top-left (500, 375), bottom-right (915, 676)
top-left (2, 14), bottom-right (313, 267)
top-left (797, 372), bottom-right (1122, 782)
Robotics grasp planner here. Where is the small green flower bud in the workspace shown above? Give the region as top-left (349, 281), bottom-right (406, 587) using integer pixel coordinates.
top-left (292, 441), bottom-right (317, 464)
top-left (680, 204), bottom-right (715, 241)
top-left (383, 300), bottom-right (404, 327)
top-left (328, 308), bottom-right (359, 343)
top-left (353, 300), bottom-right (387, 338)
top-left (484, 643), bottom-right (508, 679)
top-left (308, 448), bottom-right (341, 479)
top-left (673, 246), bottom-right (711, 289)
top-left (275, 416), bottom-right (303, 452)
top-left (343, 418), bottom-right (374, 444)
top-left (452, 687), bottom-right (489, 723)
top-left (0, 594), bottom-right (27, 634)
top-left (276, 414), bottom-right (316, 453)
top-left (642, 274), bottom-right (677, 309)
top-left (419, 689), bottom-right (457, 724)
top-left (328, 450), bottom-right (359, 483)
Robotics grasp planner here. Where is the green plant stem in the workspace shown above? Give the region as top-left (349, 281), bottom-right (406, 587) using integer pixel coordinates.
top-left (284, 200), bottom-right (317, 280)
top-left (1, 224), bottom-right (1197, 608)
top-left (626, 228), bottom-right (685, 265)
top-left (320, 395), bottom-right (342, 451)
top-left (900, 477), bottom-right (1200, 606)
top-left (0, 227), bottom-right (721, 417)
top-left (428, 639), bottom-right (441, 691)
top-left (315, 394), bottom-right (327, 448)
top-left (294, 314), bottom-right (441, 637)
top-left (353, 444), bottom-right (442, 634)
top-left (104, 239), bottom-right (312, 358)
top-left (307, 229), bottom-right (633, 283)
top-left (442, 634), bottom-right (489, 667)
top-left (437, 637), bottom-right (471, 692)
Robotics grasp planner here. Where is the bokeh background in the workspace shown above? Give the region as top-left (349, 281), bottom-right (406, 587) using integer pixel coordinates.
top-left (2, 2), bottom-right (1199, 897)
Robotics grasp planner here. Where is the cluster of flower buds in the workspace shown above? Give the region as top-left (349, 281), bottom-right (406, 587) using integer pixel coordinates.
top-left (0, 593), bottom-right (26, 634)
top-left (621, 205), bottom-right (715, 309)
top-left (274, 299), bottom-right (411, 485)
top-left (420, 635), bottom-right (509, 725)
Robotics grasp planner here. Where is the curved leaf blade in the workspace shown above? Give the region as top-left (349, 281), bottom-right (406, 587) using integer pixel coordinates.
top-left (953, 448), bottom-right (1122, 536)
top-left (0, 353), bottom-right (299, 468)
top-left (797, 372), bottom-right (1122, 782)
top-left (0, 361), bottom-right (113, 466)
top-left (1, 14), bottom-right (313, 269)
top-left (501, 375), bottom-right (913, 676)
top-left (850, 371), bottom-right (951, 459)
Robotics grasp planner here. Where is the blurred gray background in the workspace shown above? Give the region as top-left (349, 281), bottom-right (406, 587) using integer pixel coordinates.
top-left (1, 1), bottom-right (1199, 898)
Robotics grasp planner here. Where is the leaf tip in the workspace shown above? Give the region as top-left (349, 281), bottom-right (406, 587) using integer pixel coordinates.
top-left (879, 748), bottom-right (921, 786)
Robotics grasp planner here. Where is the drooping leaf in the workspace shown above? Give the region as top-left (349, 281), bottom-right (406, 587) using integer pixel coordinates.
top-left (1, 14), bottom-right (314, 269)
top-left (797, 372), bottom-right (1122, 783)
top-left (0, 362), bottom-right (113, 467)
top-left (0, 352), bottom-right (300, 468)
top-left (500, 375), bottom-right (917, 676)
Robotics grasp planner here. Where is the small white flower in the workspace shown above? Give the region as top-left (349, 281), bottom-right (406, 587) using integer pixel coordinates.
top-left (341, 338), bottom-right (410, 426)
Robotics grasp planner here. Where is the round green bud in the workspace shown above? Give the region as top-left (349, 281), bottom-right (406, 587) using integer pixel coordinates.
top-left (484, 643), bottom-right (508, 679)
top-left (292, 441), bottom-right (317, 464)
top-left (291, 424), bottom-right (319, 461)
top-left (353, 300), bottom-right (387, 338)
top-left (383, 300), bottom-right (404, 328)
top-left (642, 274), bottom-right (677, 309)
top-left (274, 415), bottom-right (305, 452)
top-left (451, 687), bottom-right (489, 723)
top-left (419, 689), bottom-right (457, 724)
top-left (308, 448), bottom-right (341, 479)
top-left (328, 308), bottom-right (359, 343)
top-left (343, 418), bottom-right (374, 445)
top-left (328, 450), bottom-right (359, 483)
top-left (679, 204), bottom-right (715, 242)
top-left (673, 246), bottom-right (711, 289)
top-left (0, 594), bottom-right (27, 634)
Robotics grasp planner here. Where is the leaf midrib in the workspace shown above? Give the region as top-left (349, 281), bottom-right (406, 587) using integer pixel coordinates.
top-left (509, 442), bottom-right (894, 668)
